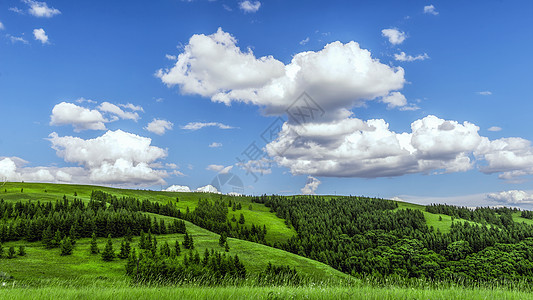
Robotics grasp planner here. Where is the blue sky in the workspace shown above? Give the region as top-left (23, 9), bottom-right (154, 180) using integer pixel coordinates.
top-left (1, 0), bottom-right (533, 207)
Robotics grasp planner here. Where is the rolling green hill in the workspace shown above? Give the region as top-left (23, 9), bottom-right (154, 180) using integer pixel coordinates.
top-left (0, 182), bottom-right (346, 285)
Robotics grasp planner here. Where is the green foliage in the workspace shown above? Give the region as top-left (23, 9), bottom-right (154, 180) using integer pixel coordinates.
top-left (101, 234), bottom-right (115, 261)
top-left (219, 233), bottom-right (227, 247)
top-left (118, 239), bottom-right (131, 259)
top-left (257, 263), bottom-right (301, 286)
top-left (18, 245), bottom-right (25, 256)
top-left (60, 237), bottom-right (73, 256)
top-left (90, 232), bottom-right (99, 254)
top-left (182, 231), bottom-right (194, 250)
top-left (239, 213), bottom-right (245, 224)
top-left (128, 248), bottom-right (246, 285)
top-left (7, 245), bottom-right (16, 258)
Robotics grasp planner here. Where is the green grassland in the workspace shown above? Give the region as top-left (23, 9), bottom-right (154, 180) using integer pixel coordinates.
top-left (2, 182), bottom-right (533, 299)
top-left (1, 182), bottom-right (295, 244)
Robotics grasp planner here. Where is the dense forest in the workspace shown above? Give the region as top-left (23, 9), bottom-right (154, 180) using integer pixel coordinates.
top-left (252, 195), bottom-right (533, 282)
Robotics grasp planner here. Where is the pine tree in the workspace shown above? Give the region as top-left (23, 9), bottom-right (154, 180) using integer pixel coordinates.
top-left (51, 229), bottom-right (62, 248)
top-left (90, 232), bottom-right (99, 254)
top-left (239, 213), bottom-right (245, 224)
top-left (68, 225), bottom-right (77, 245)
top-left (42, 225), bottom-right (53, 249)
top-left (18, 245), bottom-right (26, 256)
top-left (224, 241), bottom-right (230, 252)
top-left (101, 234), bottom-right (115, 261)
top-left (182, 231), bottom-right (191, 249)
top-left (219, 233), bottom-right (227, 247)
top-left (151, 236), bottom-right (158, 256)
top-left (8, 246), bottom-right (16, 258)
top-left (125, 249), bottom-right (137, 276)
top-left (174, 240), bottom-right (181, 257)
top-left (118, 239), bottom-right (131, 259)
top-left (160, 241), bottom-right (171, 257)
top-left (60, 237), bottom-right (73, 256)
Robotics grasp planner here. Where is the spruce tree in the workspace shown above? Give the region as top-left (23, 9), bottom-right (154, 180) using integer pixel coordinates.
top-left (224, 241), bottom-right (230, 252)
top-left (42, 225), bottom-right (53, 249)
top-left (60, 237), bottom-right (73, 256)
top-left (239, 213), bottom-right (245, 224)
top-left (18, 245), bottom-right (26, 256)
top-left (159, 241), bottom-right (171, 257)
top-left (101, 234), bottom-right (115, 261)
top-left (7, 246), bottom-right (16, 258)
top-left (118, 239), bottom-right (131, 259)
top-left (219, 233), bottom-right (227, 247)
top-left (51, 229), bottom-right (62, 248)
top-left (125, 249), bottom-right (137, 276)
top-left (174, 240), bottom-right (181, 257)
top-left (90, 232), bottom-right (99, 254)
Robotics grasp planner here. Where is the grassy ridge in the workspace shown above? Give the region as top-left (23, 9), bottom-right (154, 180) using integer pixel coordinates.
top-left (1, 182), bottom-right (295, 244)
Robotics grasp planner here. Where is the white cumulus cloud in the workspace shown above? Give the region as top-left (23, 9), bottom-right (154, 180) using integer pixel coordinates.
top-left (488, 126), bottom-right (502, 132)
top-left (48, 130), bottom-right (168, 185)
top-left (24, 0), bottom-right (61, 17)
top-left (266, 115), bottom-right (483, 178)
top-left (196, 184), bottom-right (221, 193)
top-left (33, 28), bottom-right (49, 44)
top-left (158, 28), bottom-right (409, 115)
top-left (50, 102), bottom-right (107, 131)
top-left (382, 28), bottom-right (407, 45)
top-left (424, 5), bottom-right (439, 15)
top-left (239, 1), bottom-right (261, 13)
top-left (206, 164), bottom-right (233, 174)
top-left (98, 102), bottom-right (140, 121)
top-left (164, 185), bottom-right (191, 192)
top-left (145, 119), bottom-right (174, 135)
top-left (301, 176), bottom-right (321, 195)
top-left (487, 190), bottom-right (533, 204)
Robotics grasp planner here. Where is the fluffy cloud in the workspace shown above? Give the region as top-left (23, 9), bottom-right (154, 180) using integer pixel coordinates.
top-left (0, 157), bottom-right (82, 183)
top-left (488, 126), bottom-right (502, 132)
top-left (0, 21), bottom-right (4, 30)
top-left (50, 101), bottom-right (144, 131)
top-left (164, 185), bottom-right (191, 192)
top-left (301, 176), bottom-right (321, 194)
top-left (487, 190), bottom-right (533, 204)
top-left (423, 5), bottom-right (439, 15)
top-left (98, 102), bottom-right (140, 121)
top-left (299, 37), bottom-right (310, 45)
top-left (206, 164), bottom-right (233, 174)
top-left (475, 137), bottom-right (533, 180)
top-left (394, 52), bottom-right (429, 62)
top-left (239, 1), bottom-right (261, 13)
top-left (24, 0), bottom-right (61, 18)
top-left (196, 184), bottom-right (221, 193)
top-left (209, 142), bottom-right (223, 148)
top-left (33, 28), bottom-right (49, 44)
top-left (158, 28), bottom-right (409, 115)
top-left (145, 119), bottom-right (174, 135)
top-left (266, 115), bottom-right (483, 178)
top-left (48, 130), bottom-right (168, 185)
top-left (181, 122), bottom-right (235, 130)
top-left (50, 102), bottom-right (107, 131)
top-left (382, 28), bottom-right (407, 45)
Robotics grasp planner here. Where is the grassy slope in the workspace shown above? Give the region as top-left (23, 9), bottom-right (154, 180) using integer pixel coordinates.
top-left (1, 182), bottom-right (295, 244)
top-left (0, 182), bottom-right (346, 284)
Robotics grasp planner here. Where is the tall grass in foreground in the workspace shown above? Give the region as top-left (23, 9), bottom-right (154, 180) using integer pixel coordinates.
top-left (1, 284), bottom-right (533, 300)
top-left (2, 275), bottom-right (533, 299)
